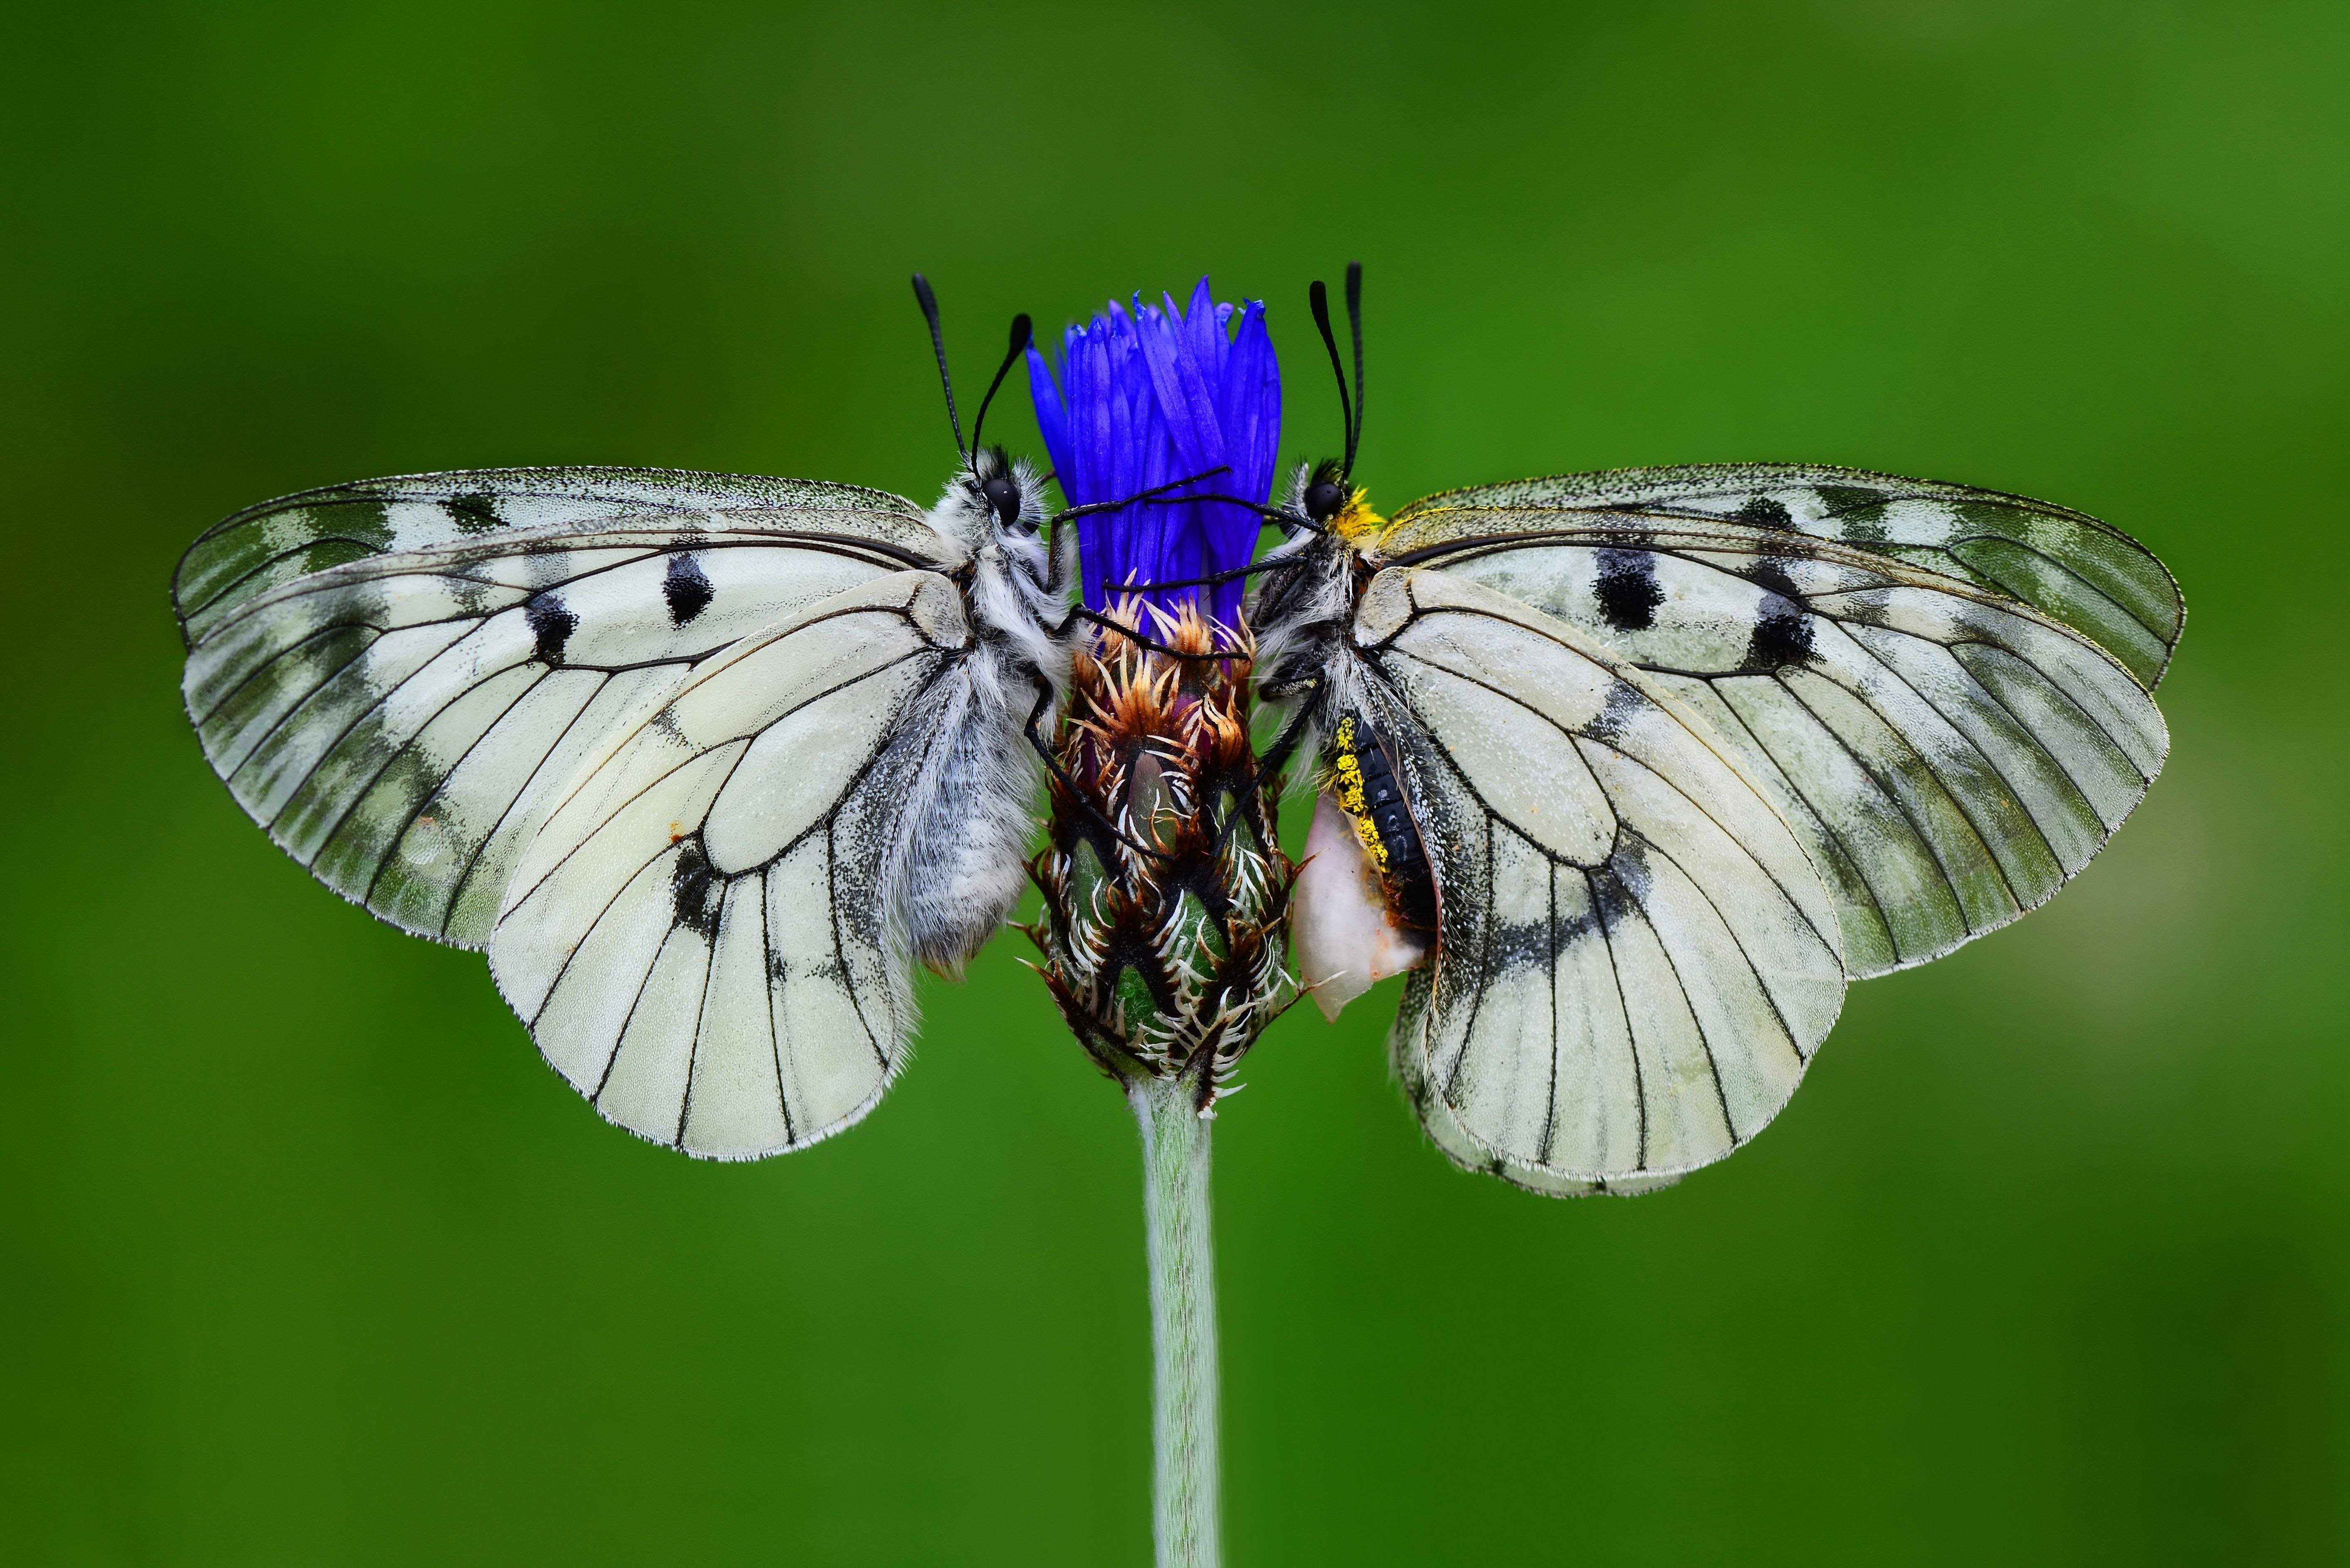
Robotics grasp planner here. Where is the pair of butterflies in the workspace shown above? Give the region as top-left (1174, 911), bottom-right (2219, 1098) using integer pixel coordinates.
top-left (177, 271), bottom-right (2177, 1192)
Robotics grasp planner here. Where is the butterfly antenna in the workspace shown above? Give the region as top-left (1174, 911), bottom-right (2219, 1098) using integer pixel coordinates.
top-left (911, 273), bottom-right (965, 458)
top-left (1344, 260), bottom-right (1365, 471)
top-left (968, 312), bottom-right (1033, 470)
top-left (1308, 278), bottom-right (1356, 481)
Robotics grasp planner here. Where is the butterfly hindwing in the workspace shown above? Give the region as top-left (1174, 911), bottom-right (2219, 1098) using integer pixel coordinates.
top-left (1350, 568), bottom-right (1847, 1191)
top-left (1383, 463), bottom-right (2182, 691)
top-left (488, 571), bottom-right (977, 1158)
top-left (1369, 521), bottom-right (2168, 978)
top-left (176, 468), bottom-right (957, 948)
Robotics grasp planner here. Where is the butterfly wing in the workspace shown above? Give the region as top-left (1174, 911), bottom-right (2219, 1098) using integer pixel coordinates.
top-left (1350, 568), bottom-right (1847, 1192)
top-left (176, 468), bottom-right (955, 947)
top-left (488, 571), bottom-right (983, 1158)
top-left (1367, 507), bottom-right (2169, 977)
top-left (1386, 463), bottom-right (2182, 690)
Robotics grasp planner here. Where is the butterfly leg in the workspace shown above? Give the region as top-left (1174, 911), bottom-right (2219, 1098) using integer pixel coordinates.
top-left (1048, 606), bottom-right (1241, 662)
top-left (1023, 676), bottom-right (1175, 865)
top-left (1207, 685), bottom-right (1321, 857)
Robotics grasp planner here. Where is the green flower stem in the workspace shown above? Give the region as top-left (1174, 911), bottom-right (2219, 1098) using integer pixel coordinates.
top-left (1131, 1072), bottom-right (1220, 1568)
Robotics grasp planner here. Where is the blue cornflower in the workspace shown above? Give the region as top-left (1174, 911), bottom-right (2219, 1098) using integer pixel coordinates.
top-left (1025, 277), bottom-right (1281, 626)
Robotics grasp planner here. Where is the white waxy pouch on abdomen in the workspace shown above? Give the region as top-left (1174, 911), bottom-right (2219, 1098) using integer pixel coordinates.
top-left (1290, 792), bottom-right (1430, 1022)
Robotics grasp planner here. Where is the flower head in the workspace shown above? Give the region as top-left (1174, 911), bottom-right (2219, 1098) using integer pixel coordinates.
top-left (1026, 606), bottom-right (1293, 1112)
top-left (1026, 278), bottom-right (1280, 625)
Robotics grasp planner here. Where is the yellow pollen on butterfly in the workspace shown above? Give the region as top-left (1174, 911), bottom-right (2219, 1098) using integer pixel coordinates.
top-left (1332, 488), bottom-right (1384, 544)
top-left (1329, 716), bottom-right (1391, 874)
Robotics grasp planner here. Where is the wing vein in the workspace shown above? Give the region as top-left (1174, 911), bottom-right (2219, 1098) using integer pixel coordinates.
top-left (526, 839), bottom-right (675, 1033)
top-left (358, 667), bottom-right (549, 911)
top-left (1623, 836), bottom-right (1741, 1149)
top-left (501, 647), bottom-right (933, 919)
top-left (1810, 642), bottom-right (2033, 913)
top-left (1701, 679), bottom-right (1899, 959)
top-left (1588, 866), bottom-right (1648, 1172)
top-left (673, 895), bottom-right (724, 1149)
top-left (438, 672), bottom-right (612, 939)
top-left (1769, 671), bottom-right (1983, 933)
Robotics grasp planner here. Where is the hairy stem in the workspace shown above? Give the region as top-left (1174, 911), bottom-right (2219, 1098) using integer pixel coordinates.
top-left (1131, 1073), bottom-right (1220, 1568)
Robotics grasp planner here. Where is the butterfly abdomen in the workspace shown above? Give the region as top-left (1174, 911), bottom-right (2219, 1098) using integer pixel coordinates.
top-left (1330, 714), bottom-right (1436, 930)
top-left (898, 644), bottom-right (1040, 976)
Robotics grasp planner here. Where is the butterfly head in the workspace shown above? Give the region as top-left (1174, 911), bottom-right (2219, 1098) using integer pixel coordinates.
top-left (1297, 456), bottom-right (1384, 548)
top-left (936, 445), bottom-right (1053, 590)
top-left (957, 444), bottom-right (1046, 536)
top-left (1252, 459), bottom-right (1379, 697)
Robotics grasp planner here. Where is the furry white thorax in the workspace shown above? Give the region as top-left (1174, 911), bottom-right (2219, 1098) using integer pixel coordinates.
top-left (1246, 461), bottom-right (1368, 788)
top-left (924, 450), bottom-right (1072, 694)
top-left (891, 452), bottom-right (1074, 972)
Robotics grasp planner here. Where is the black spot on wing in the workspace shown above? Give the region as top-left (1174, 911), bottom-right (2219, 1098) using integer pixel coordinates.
top-left (1814, 484), bottom-right (1887, 514)
top-left (445, 492), bottom-right (503, 534)
top-left (1584, 679), bottom-right (1648, 746)
top-left (1594, 549), bottom-right (1664, 632)
top-left (1487, 906), bottom-right (1597, 975)
top-left (525, 593), bottom-right (577, 665)
top-left (1744, 559), bottom-right (1800, 600)
top-left (1731, 495), bottom-right (1794, 529)
top-left (664, 553), bottom-right (715, 627)
top-left (1815, 485), bottom-right (1891, 544)
top-left (1733, 558), bottom-right (1817, 667)
top-left (671, 837), bottom-right (722, 938)
top-left (1590, 859), bottom-right (1640, 926)
top-left (1744, 600), bottom-right (1815, 671)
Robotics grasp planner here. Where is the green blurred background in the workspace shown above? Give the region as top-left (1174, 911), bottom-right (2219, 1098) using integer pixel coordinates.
top-left (4, 2), bottom-right (2345, 1561)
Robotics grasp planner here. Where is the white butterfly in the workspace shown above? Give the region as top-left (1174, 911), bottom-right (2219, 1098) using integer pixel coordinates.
top-left (176, 284), bottom-right (1079, 1159)
top-left (1252, 267), bottom-right (2180, 1195)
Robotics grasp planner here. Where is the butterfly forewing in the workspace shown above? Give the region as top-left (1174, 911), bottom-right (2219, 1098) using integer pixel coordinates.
top-left (175, 468), bottom-right (958, 948)
top-left (1372, 521), bottom-right (2168, 978)
top-left (1383, 463), bottom-right (2182, 690)
top-left (174, 466), bottom-right (947, 639)
top-left (1352, 568), bottom-right (1847, 1191)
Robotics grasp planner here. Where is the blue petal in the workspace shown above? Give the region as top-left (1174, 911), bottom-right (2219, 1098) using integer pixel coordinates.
top-left (1049, 278), bottom-right (1283, 623)
top-left (1025, 343), bottom-right (1071, 485)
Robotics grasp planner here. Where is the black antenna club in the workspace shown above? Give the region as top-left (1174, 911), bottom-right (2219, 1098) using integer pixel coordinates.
top-left (967, 312), bottom-right (1033, 471)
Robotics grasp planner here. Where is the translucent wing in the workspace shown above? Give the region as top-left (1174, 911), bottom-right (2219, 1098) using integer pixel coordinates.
top-left (1351, 569), bottom-right (1847, 1193)
top-left (175, 468), bottom-right (955, 947)
top-left (1368, 519), bottom-right (2169, 978)
top-left (1385, 463), bottom-right (2182, 690)
top-left (488, 572), bottom-right (981, 1159)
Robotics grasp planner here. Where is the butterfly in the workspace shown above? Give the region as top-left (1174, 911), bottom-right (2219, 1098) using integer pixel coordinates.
top-left (1246, 265), bottom-right (2179, 1195)
top-left (175, 280), bottom-right (1095, 1159)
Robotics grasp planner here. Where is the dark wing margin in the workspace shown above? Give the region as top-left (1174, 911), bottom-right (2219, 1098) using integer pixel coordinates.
top-left (175, 468), bottom-right (954, 948)
top-left (1385, 463), bottom-right (2183, 690)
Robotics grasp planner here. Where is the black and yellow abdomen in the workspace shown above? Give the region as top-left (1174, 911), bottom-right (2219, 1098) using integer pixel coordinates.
top-left (1330, 714), bottom-right (1437, 929)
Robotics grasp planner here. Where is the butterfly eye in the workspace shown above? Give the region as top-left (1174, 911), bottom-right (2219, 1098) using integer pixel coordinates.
top-left (982, 473), bottom-right (1026, 531)
top-left (1303, 478), bottom-right (1347, 523)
